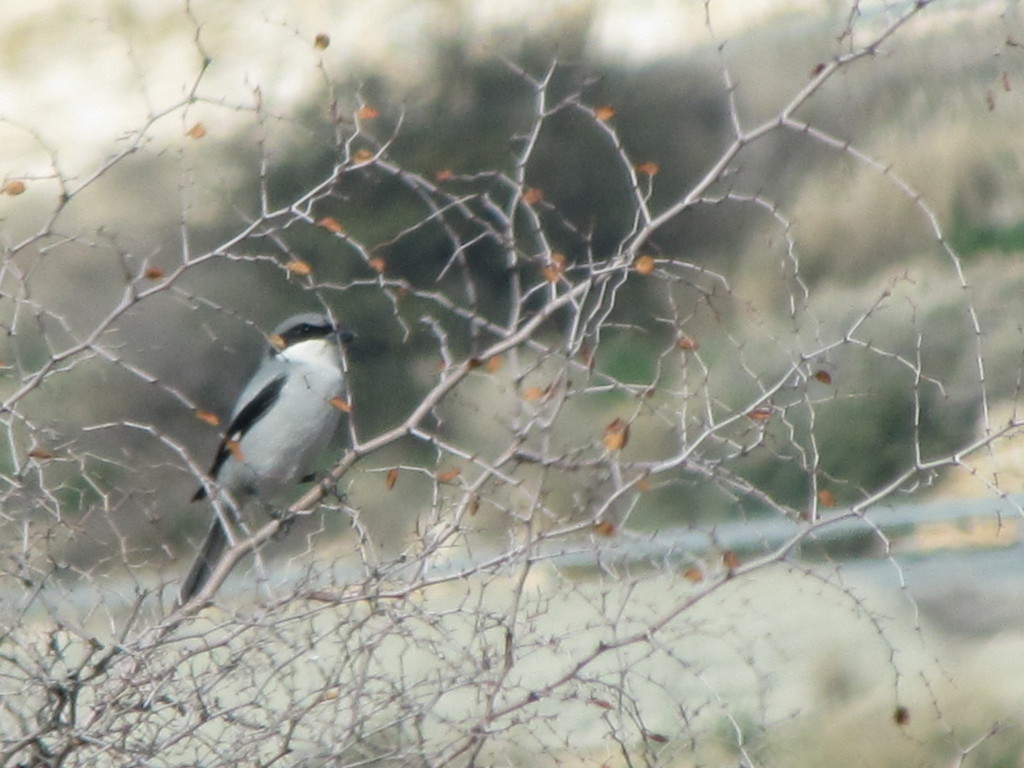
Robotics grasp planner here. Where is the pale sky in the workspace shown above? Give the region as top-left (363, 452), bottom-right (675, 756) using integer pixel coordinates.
top-left (0, 0), bottom-right (990, 205)
top-left (0, 0), bottom-right (832, 180)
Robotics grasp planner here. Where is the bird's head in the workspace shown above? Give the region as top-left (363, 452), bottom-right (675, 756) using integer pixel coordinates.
top-left (267, 313), bottom-right (355, 358)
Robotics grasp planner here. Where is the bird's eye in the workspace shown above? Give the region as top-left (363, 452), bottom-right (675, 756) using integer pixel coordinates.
top-left (303, 323), bottom-right (331, 337)
top-left (282, 322), bottom-right (332, 345)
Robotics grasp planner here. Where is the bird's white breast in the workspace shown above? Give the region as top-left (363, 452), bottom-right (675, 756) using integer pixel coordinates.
top-left (219, 338), bottom-right (345, 502)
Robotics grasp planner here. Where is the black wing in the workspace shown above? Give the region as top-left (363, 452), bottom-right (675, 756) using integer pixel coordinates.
top-left (192, 374), bottom-right (287, 501)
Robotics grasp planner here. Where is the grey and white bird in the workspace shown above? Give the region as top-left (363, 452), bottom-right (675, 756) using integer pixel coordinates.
top-left (179, 312), bottom-right (352, 604)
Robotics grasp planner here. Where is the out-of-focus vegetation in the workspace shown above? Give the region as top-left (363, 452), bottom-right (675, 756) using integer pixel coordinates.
top-left (7, 4), bottom-right (1024, 767)
top-left (173, 5), bottom-right (1022, 526)
top-left (7, 3), bottom-right (1023, 549)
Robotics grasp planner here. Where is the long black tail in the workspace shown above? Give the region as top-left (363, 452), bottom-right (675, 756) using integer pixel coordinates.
top-left (179, 520), bottom-right (228, 605)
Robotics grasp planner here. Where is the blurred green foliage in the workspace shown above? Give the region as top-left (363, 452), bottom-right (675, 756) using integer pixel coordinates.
top-left (181, 11), bottom-right (1016, 526)
top-left (17, 5), bottom-right (1012, 559)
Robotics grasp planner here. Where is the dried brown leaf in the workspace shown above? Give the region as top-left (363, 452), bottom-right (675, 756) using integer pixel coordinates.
top-left (542, 265), bottom-right (562, 283)
top-left (436, 468), bottom-right (461, 483)
top-left (195, 410), bottom-right (220, 426)
top-left (317, 216), bottom-right (344, 234)
top-left (602, 418), bottom-right (630, 451)
top-left (747, 406), bottom-right (773, 421)
top-left (677, 335), bottom-right (700, 351)
top-left (522, 386), bottom-right (544, 402)
top-left (634, 255), bottom-right (656, 275)
top-left (226, 439), bottom-right (244, 462)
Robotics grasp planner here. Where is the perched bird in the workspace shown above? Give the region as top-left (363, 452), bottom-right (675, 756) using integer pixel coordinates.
top-left (179, 312), bottom-right (352, 604)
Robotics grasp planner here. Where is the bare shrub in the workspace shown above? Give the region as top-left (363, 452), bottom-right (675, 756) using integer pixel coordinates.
top-left (2, 2), bottom-right (1023, 766)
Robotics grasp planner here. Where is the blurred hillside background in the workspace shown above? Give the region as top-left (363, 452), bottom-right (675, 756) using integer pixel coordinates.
top-left (4, 0), bottom-right (1024, 765)
top-left (3, 0), bottom-right (1023, 541)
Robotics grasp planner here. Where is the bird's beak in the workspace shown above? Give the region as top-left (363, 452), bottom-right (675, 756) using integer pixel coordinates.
top-left (337, 328), bottom-right (356, 345)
